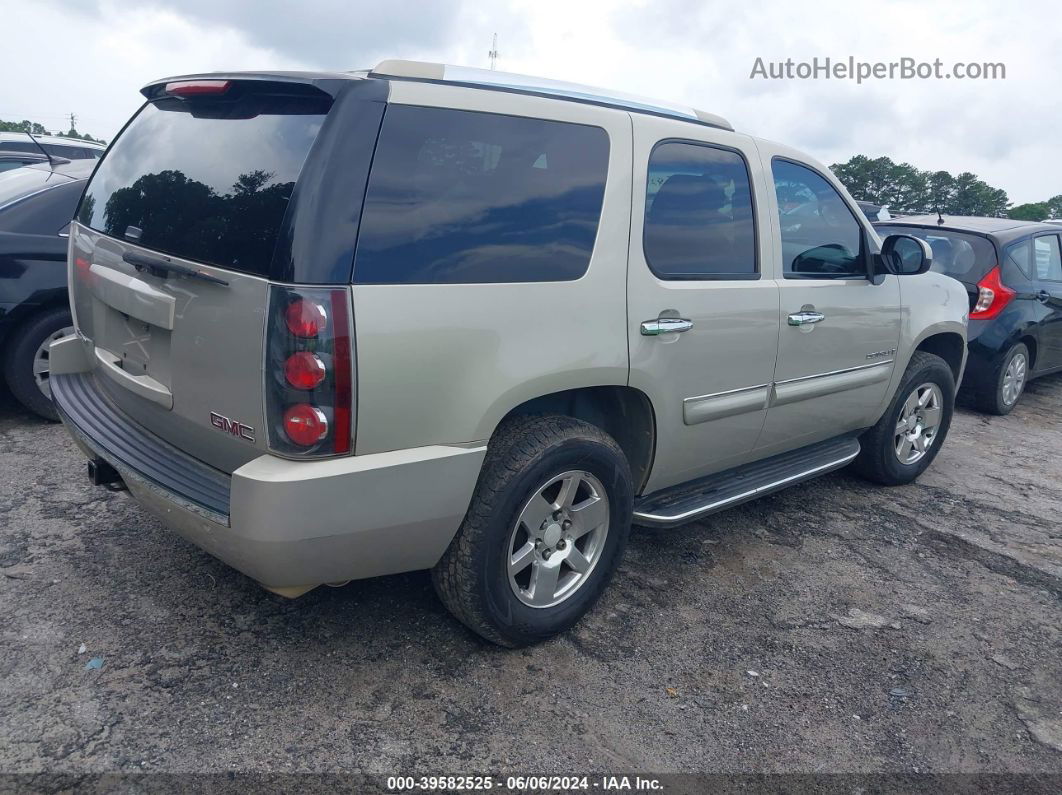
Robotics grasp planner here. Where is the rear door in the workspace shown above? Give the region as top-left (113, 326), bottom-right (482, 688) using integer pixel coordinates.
top-left (1031, 233), bottom-right (1062, 370)
top-left (755, 148), bottom-right (901, 456)
top-left (67, 79), bottom-right (341, 473)
top-left (627, 115), bottom-right (780, 494)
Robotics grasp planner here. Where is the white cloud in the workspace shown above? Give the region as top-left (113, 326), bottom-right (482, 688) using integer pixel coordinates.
top-left (2, 0), bottom-right (1058, 203)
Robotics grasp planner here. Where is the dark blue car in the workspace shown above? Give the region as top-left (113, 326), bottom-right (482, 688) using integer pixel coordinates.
top-left (0, 159), bottom-right (94, 419)
top-left (876, 215), bottom-right (1062, 414)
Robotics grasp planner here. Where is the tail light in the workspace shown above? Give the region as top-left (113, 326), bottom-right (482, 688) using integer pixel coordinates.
top-left (266, 285), bottom-right (353, 457)
top-left (970, 266), bottom-right (1015, 320)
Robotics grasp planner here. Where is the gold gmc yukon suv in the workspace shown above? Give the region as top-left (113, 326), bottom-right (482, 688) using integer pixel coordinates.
top-left (50, 61), bottom-right (967, 645)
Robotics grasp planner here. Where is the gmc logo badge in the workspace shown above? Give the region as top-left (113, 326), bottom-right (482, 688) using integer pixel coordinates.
top-left (210, 412), bottom-right (255, 443)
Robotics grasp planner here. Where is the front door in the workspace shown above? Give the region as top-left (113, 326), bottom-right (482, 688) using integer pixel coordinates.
top-left (628, 116), bottom-right (780, 494)
top-left (755, 152), bottom-right (902, 455)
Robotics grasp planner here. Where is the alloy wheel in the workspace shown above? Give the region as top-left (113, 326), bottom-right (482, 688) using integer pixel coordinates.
top-left (1001, 351), bottom-right (1027, 407)
top-left (894, 382), bottom-right (943, 465)
top-left (507, 470), bottom-right (610, 608)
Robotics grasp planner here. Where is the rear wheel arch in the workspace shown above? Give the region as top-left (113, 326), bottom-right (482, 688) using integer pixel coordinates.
top-left (914, 332), bottom-right (965, 383)
top-left (1020, 334), bottom-right (1038, 370)
top-left (495, 386), bottom-right (656, 494)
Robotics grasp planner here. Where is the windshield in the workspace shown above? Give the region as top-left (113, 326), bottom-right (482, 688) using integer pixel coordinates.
top-left (76, 93), bottom-right (330, 275)
top-left (876, 225), bottom-right (996, 283)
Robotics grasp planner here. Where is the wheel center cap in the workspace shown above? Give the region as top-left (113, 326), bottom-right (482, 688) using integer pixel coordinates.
top-left (543, 522), bottom-right (563, 549)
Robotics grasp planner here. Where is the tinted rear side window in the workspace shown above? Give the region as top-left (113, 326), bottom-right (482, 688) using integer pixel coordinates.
top-left (77, 94), bottom-right (330, 275)
top-left (353, 106), bottom-right (609, 284)
top-left (643, 141), bottom-right (756, 279)
top-left (875, 226), bottom-right (997, 283)
top-left (0, 141), bottom-right (38, 154)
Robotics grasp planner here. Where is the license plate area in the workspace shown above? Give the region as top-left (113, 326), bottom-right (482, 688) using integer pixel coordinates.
top-left (94, 306), bottom-right (173, 388)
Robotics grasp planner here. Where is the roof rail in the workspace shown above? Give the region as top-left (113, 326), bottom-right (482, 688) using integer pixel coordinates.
top-left (370, 60), bottom-right (734, 132)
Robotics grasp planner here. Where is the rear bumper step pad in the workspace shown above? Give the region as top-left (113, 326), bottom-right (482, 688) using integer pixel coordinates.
top-left (52, 372), bottom-right (231, 521)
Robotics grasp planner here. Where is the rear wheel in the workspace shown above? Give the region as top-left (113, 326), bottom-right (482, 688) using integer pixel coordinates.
top-left (971, 342), bottom-right (1028, 416)
top-left (432, 415), bottom-right (633, 647)
top-left (3, 308), bottom-right (74, 422)
top-left (851, 351), bottom-right (955, 486)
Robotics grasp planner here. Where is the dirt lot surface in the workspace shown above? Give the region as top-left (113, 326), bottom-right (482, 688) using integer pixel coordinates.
top-left (1, 376), bottom-right (1060, 777)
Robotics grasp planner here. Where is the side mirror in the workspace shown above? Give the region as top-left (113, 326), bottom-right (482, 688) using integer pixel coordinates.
top-left (879, 234), bottom-right (933, 276)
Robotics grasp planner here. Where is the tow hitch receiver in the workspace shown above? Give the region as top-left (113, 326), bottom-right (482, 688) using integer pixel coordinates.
top-left (87, 458), bottom-right (123, 488)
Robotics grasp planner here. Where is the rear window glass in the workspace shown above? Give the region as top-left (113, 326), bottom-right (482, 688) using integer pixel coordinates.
top-left (353, 105), bottom-right (609, 284)
top-left (876, 226), bottom-right (996, 283)
top-left (76, 94), bottom-right (329, 274)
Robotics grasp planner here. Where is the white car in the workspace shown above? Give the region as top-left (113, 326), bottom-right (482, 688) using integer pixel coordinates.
top-left (0, 132), bottom-right (105, 162)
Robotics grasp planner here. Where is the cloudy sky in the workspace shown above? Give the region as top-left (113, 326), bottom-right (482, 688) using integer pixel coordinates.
top-left (3, 0), bottom-right (1058, 204)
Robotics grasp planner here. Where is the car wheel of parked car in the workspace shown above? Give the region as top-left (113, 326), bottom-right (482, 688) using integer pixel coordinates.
top-left (3, 307), bottom-right (74, 422)
top-left (851, 351), bottom-right (955, 486)
top-left (432, 415), bottom-right (633, 647)
top-left (973, 342), bottom-right (1029, 416)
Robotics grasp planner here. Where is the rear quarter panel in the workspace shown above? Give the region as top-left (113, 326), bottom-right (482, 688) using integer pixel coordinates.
top-left (351, 82), bottom-right (633, 454)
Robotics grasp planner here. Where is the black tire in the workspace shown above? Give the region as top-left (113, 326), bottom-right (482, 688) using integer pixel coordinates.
top-left (851, 351), bottom-right (955, 486)
top-left (3, 307), bottom-right (73, 422)
top-left (432, 415), bottom-right (633, 647)
top-left (969, 343), bottom-right (1029, 416)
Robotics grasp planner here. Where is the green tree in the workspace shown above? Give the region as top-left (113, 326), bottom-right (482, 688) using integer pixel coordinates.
top-left (0, 117), bottom-right (106, 144)
top-left (0, 119), bottom-right (49, 134)
top-left (831, 156), bottom-right (1011, 217)
top-left (926, 171), bottom-right (956, 214)
top-left (1008, 202), bottom-right (1050, 221)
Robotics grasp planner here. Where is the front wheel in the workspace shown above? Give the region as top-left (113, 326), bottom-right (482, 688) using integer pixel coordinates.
top-left (432, 415), bottom-right (633, 647)
top-left (851, 351), bottom-right (955, 486)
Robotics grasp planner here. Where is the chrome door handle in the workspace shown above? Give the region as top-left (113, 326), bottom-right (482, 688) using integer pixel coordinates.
top-left (787, 311), bottom-right (826, 327)
top-left (641, 317), bottom-right (694, 336)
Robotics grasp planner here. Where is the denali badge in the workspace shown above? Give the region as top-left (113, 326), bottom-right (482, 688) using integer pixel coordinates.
top-left (866, 348), bottom-right (897, 360)
top-left (210, 412), bottom-right (255, 443)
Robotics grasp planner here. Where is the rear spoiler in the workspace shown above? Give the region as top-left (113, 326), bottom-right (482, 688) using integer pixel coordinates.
top-left (140, 72), bottom-right (364, 101)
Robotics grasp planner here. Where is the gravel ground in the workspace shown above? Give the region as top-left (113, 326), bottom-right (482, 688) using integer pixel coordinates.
top-left (0, 376), bottom-right (1060, 777)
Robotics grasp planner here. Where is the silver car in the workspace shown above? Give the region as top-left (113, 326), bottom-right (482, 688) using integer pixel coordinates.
top-left (51, 62), bottom-right (967, 645)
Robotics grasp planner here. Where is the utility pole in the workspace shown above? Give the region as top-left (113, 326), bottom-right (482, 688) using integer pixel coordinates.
top-left (488, 33), bottom-right (499, 71)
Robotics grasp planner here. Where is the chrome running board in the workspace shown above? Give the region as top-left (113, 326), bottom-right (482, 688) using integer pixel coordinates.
top-left (633, 436), bottom-right (860, 528)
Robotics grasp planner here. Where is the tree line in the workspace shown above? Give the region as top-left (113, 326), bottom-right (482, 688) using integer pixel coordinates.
top-left (830, 154), bottom-right (1059, 222)
top-left (0, 118), bottom-right (106, 144)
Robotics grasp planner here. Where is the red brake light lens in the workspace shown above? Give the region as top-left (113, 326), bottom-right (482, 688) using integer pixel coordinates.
top-left (266, 286), bottom-right (353, 457)
top-left (970, 266), bottom-right (1015, 320)
top-left (164, 80), bottom-right (231, 97)
top-left (285, 298), bottom-right (328, 338)
top-left (284, 352), bottom-right (327, 390)
top-left (282, 404), bottom-right (328, 447)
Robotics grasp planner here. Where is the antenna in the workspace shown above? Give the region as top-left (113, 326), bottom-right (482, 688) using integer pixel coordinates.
top-left (488, 33), bottom-right (499, 71)
top-left (24, 131), bottom-right (58, 168)
top-left (69, 112), bottom-right (77, 132)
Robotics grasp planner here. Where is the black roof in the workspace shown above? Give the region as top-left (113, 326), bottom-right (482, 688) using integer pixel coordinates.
top-left (874, 214), bottom-right (1060, 245)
